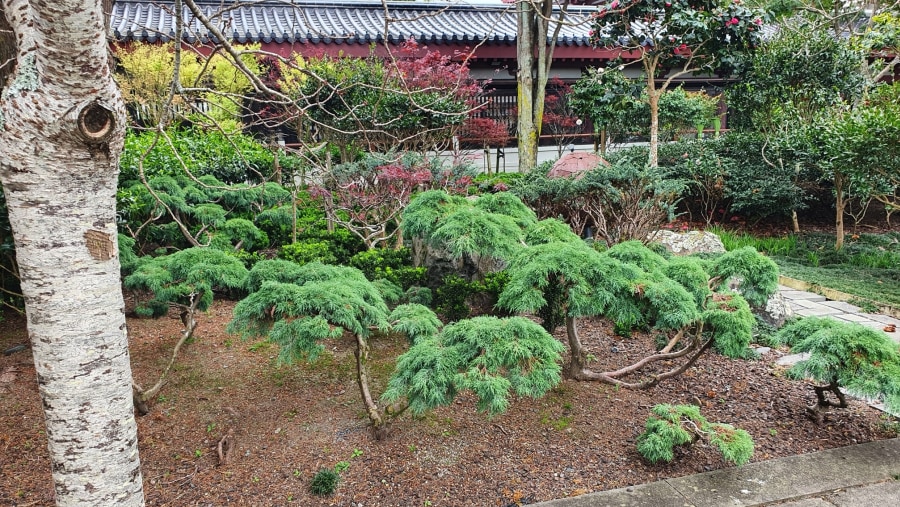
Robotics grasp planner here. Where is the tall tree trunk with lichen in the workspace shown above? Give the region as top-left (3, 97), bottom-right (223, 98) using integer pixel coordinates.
top-left (515, 0), bottom-right (568, 172)
top-left (0, 1), bottom-right (145, 505)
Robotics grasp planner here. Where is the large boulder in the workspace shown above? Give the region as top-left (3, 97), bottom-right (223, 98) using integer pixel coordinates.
top-left (649, 230), bottom-right (726, 256)
top-left (547, 152), bottom-right (609, 179)
top-left (411, 239), bottom-right (505, 289)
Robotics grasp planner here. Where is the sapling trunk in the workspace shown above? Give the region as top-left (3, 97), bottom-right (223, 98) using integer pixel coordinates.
top-left (564, 316), bottom-right (589, 379)
top-left (133, 295), bottom-right (201, 414)
top-left (807, 379), bottom-right (848, 424)
top-left (354, 333), bottom-right (387, 439)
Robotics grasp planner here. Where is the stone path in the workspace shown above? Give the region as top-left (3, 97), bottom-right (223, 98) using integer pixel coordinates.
top-left (779, 286), bottom-right (900, 344)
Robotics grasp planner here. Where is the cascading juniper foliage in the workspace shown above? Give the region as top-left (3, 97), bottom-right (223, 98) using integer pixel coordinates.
top-left (775, 317), bottom-right (900, 420)
top-left (637, 404), bottom-right (754, 466)
top-left (382, 316), bottom-right (564, 416)
top-left (401, 190), bottom-right (775, 389)
top-left (497, 238), bottom-right (769, 387)
top-left (228, 259), bottom-right (564, 438)
top-left (125, 246), bottom-right (249, 318)
top-left (124, 247), bottom-right (250, 413)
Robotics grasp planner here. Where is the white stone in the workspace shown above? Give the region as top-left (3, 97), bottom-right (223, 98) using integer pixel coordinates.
top-left (648, 230), bottom-right (726, 256)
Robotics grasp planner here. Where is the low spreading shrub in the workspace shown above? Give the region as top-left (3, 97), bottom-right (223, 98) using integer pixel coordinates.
top-left (637, 404), bottom-right (754, 466)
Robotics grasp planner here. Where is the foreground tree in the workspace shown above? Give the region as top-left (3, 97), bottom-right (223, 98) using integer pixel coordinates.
top-left (498, 240), bottom-right (778, 386)
top-left (0, 0), bottom-right (144, 504)
top-left (124, 247), bottom-right (248, 414)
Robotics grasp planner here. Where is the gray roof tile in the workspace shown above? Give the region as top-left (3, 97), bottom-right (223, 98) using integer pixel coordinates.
top-left (110, 1), bottom-right (594, 47)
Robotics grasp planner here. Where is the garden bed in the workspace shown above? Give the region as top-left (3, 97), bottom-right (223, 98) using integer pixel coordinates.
top-left (1, 301), bottom-right (896, 506)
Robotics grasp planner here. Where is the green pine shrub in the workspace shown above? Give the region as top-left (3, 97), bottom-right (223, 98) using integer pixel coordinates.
top-left (775, 317), bottom-right (900, 418)
top-left (637, 404), bottom-right (754, 466)
top-left (498, 238), bottom-right (777, 386)
top-left (230, 260), bottom-right (561, 439)
top-left (279, 240), bottom-right (337, 266)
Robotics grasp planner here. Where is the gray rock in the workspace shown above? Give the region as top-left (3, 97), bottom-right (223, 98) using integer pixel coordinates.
top-left (776, 352), bottom-right (810, 367)
top-left (759, 291), bottom-right (795, 329)
top-left (648, 230), bottom-right (725, 256)
top-left (412, 240), bottom-right (506, 289)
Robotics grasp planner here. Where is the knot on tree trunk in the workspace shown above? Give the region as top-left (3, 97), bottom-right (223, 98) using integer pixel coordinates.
top-left (76, 100), bottom-right (116, 144)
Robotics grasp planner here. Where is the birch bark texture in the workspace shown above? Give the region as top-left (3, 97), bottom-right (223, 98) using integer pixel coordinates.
top-left (0, 1), bottom-right (145, 505)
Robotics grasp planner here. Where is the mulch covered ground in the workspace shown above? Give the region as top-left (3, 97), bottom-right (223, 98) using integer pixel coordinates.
top-left (1, 301), bottom-right (896, 506)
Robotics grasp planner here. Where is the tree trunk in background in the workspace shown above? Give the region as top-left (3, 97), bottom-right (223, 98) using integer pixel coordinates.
top-left (515, 0), bottom-right (568, 173)
top-left (0, 1), bottom-right (145, 505)
top-left (834, 171), bottom-right (846, 250)
top-left (516, 1), bottom-right (538, 172)
top-left (648, 87), bottom-right (661, 168)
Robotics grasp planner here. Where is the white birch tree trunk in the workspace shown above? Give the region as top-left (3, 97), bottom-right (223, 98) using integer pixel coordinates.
top-left (0, 1), bottom-right (145, 505)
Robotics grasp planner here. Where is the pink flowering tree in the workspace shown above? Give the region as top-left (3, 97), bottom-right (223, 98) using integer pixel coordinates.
top-left (590, 0), bottom-right (766, 166)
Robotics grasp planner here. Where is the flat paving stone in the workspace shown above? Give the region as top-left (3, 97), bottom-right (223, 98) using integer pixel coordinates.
top-left (664, 440), bottom-right (900, 507)
top-left (777, 352), bottom-right (810, 367)
top-left (781, 291), bottom-right (827, 302)
top-left (792, 300), bottom-right (841, 311)
top-left (795, 307), bottom-right (847, 317)
top-left (530, 481), bottom-right (684, 507)
top-left (832, 313), bottom-right (879, 323)
top-left (770, 498), bottom-right (835, 507)
top-left (861, 313), bottom-right (900, 326)
top-left (819, 300), bottom-right (863, 312)
top-left (532, 438), bottom-right (900, 507)
top-left (827, 480), bottom-right (900, 506)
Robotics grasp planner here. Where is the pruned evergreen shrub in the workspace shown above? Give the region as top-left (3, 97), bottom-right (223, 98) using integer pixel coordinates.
top-left (637, 404), bottom-right (754, 466)
top-left (775, 317), bottom-right (900, 421)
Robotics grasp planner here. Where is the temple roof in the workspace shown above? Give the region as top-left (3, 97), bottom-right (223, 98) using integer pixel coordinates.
top-left (110, 1), bottom-right (596, 47)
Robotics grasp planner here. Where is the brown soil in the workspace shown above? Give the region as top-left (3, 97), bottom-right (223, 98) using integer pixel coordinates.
top-left (1, 301), bottom-right (897, 507)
